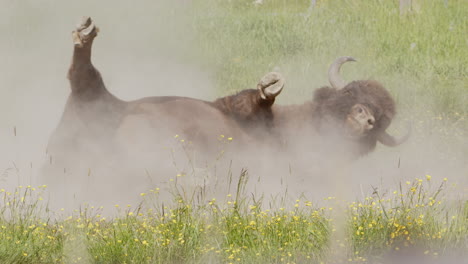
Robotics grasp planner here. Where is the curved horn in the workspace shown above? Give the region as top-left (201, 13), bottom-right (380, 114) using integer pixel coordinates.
top-left (328, 56), bottom-right (356, 89)
top-left (378, 123), bottom-right (412, 147)
top-left (257, 72), bottom-right (285, 100)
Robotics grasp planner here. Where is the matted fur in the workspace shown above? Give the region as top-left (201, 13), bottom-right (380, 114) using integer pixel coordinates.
top-left (311, 80), bottom-right (397, 156)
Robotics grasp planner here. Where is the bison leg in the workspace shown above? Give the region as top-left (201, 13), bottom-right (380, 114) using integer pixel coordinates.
top-left (68, 17), bottom-right (105, 97)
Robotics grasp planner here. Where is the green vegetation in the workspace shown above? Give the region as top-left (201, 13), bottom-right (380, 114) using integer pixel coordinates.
top-left (191, 0), bottom-right (467, 117)
top-left (0, 177), bottom-right (465, 263)
top-left (348, 177), bottom-right (467, 262)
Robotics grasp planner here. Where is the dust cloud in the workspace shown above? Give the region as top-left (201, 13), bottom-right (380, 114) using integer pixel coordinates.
top-left (0, 0), bottom-right (466, 218)
top-left (0, 2), bottom-right (466, 263)
top-left (0, 0), bottom-right (214, 190)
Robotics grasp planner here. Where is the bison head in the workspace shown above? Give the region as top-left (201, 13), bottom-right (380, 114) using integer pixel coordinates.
top-left (314, 57), bottom-right (410, 154)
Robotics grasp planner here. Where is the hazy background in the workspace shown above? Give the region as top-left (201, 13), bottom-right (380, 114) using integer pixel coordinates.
top-left (0, 0), bottom-right (216, 186)
top-left (0, 0), bottom-right (466, 207)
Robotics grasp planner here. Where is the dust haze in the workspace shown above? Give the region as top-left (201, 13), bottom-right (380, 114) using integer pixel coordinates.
top-left (0, 0), bottom-right (466, 216)
top-left (0, 0), bottom-right (214, 187)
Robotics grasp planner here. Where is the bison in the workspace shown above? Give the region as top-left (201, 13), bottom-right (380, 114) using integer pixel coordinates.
top-left (271, 56), bottom-right (410, 159)
top-left (42, 16), bottom-right (411, 210)
top-left (48, 17), bottom-right (409, 166)
top-left (46, 16), bottom-right (284, 167)
top-left (41, 17), bottom-right (287, 210)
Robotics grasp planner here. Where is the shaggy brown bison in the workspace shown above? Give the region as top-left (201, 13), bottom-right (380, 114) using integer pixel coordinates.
top-left (272, 56), bottom-right (410, 158)
top-left (46, 17), bottom-right (284, 165)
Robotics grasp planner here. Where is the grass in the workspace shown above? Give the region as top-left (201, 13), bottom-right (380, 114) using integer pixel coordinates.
top-left (347, 177), bottom-right (467, 262)
top-left (0, 176), bottom-right (465, 263)
top-left (190, 0), bottom-right (467, 117)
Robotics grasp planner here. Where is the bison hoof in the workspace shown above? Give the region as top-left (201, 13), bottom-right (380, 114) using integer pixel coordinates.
top-left (72, 16), bottom-right (99, 48)
top-left (257, 72), bottom-right (285, 100)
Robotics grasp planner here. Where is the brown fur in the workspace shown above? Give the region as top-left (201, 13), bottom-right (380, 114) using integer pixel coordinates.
top-left (47, 19), bottom-right (277, 166)
top-left (213, 89), bottom-right (275, 134)
top-left (272, 80), bottom-right (398, 158)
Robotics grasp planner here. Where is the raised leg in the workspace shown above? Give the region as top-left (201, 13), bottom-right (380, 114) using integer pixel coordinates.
top-left (68, 17), bottom-right (105, 98)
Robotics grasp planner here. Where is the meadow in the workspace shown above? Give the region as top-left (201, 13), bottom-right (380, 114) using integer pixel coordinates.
top-left (0, 176), bottom-right (466, 263)
top-left (0, 0), bottom-right (467, 263)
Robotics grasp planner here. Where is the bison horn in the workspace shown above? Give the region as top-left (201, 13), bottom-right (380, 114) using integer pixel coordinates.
top-left (328, 56), bottom-right (356, 89)
top-left (377, 123), bottom-right (412, 147)
top-left (257, 72), bottom-right (285, 100)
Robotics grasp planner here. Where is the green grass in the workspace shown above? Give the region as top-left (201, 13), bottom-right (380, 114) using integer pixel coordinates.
top-left (0, 176), bottom-right (465, 263)
top-left (347, 177), bottom-right (467, 262)
top-left (0, 186), bottom-right (63, 263)
top-left (190, 0), bottom-right (467, 116)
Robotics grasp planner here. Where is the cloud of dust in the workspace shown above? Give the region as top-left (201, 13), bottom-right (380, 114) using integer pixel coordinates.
top-left (0, 0), bottom-right (466, 209)
top-left (0, 0), bottom-right (466, 261)
top-left (0, 0), bottom-right (215, 188)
